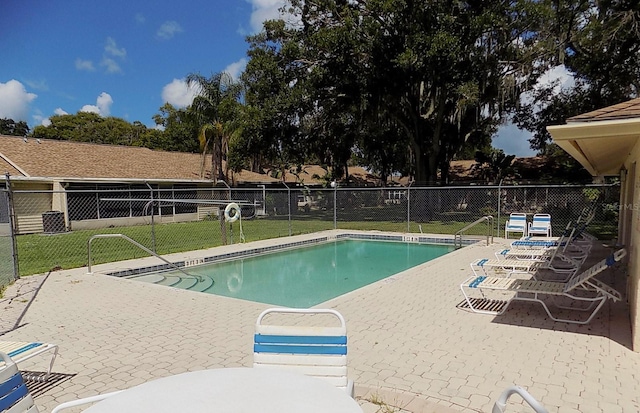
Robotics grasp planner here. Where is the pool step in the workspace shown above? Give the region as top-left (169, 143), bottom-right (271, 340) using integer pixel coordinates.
top-left (126, 272), bottom-right (214, 292)
top-left (128, 274), bottom-right (165, 283)
top-left (157, 275), bottom-right (198, 289)
top-left (154, 274), bottom-right (214, 292)
top-left (186, 276), bottom-right (214, 292)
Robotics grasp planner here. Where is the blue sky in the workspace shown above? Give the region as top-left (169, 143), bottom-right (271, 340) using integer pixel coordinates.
top-left (0, 0), bottom-right (275, 127)
top-left (0, 0), bottom-right (564, 157)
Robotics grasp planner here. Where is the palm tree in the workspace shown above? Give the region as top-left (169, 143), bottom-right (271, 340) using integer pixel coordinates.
top-left (186, 72), bottom-right (241, 181)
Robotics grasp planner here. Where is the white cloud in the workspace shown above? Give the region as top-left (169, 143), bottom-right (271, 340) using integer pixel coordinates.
top-left (75, 58), bottom-right (95, 71)
top-left (224, 58), bottom-right (247, 81)
top-left (80, 105), bottom-right (99, 114)
top-left (0, 80), bottom-right (37, 121)
top-left (135, 13), bottom-right (145, 24)
top-left (97, 38), bottom-right (126, 74)
top-left (492, 65), bottom-right (576, 158)
top-left (80, 92), bottom-right (113, 116)
top-left (246, 0), bottom-right (286, 32)
top-left (493, 122), bottom-right (536, 157)
top-left (101, 57), bottom-right (122, 74)
top-left (105, 37), bottom-right (126, 58)
top-left (24, 79), bottom-right (49, 91)
top-left (157, 21), bottom-right (183, 40)
top-left (32, 109), bottom-right (46, 126)
top-left (521, 64), bottom-right (575, 106)
top-left (540, 65), bottom-right (575, 90)
top-left (161, 79), bottom-right (198, 108)
top-left (39, 108), bottom-right (69, 127)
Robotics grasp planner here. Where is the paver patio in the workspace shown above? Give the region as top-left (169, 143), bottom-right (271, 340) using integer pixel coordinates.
top-left (2, 230), bottom-right (639, 412)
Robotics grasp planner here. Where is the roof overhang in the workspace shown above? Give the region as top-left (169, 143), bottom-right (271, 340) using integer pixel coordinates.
top-left (0, 175), bottom-right (283, 186)
top-left (0, 176), bottom-right (219, 185)
top-left (547, 118), bottom-right (640, 176)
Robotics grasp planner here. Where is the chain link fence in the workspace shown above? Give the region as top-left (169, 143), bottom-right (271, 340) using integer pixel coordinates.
top-left (0, 189), bottom-right (17, 288)
top-left (4, 183), bottom-right (619, 280)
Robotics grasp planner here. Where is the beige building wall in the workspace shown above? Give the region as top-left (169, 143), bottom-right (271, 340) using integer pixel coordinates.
top-left (623, 143), bottom-right (640, 351)
top-left (12, 181), bottom-right (53, 234)
top-left (51, 180), bottom-right (69, 228)
top-left (70, 212), bottom-right (200, 231)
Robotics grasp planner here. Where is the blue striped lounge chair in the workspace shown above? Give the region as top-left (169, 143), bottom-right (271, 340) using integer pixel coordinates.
top-left (504, 213), bottom-right (528, 238)
top-left (527, 214), bottom-right (552, 237)
top-left (0, 352), bottom-right (39, 413)
top-left (253, 308), bottom-right (354, 397)
top-left (0, 342), bottom-right (58, 382)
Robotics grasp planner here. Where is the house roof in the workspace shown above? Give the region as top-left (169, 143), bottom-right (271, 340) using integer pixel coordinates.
top-left (548, 98), bottom-right (640, 176)
top-left (567, 98), bottom-right (640, 122)
top-left (0, 135), bottom-right (279, 184)
top-left (275, 164), bottom-right (402, 187)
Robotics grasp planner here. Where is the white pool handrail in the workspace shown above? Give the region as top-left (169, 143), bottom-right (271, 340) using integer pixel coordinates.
top-left (86, 233), bottom-right (203, 282)
top-left (493, 386), bottom-right (548, 413)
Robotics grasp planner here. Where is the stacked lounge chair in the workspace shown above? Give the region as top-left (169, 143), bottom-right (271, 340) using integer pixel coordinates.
top-left (460, 205), bottom-right (627, 324)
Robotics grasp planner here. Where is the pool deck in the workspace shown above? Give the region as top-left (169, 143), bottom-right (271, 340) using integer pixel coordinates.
top-left (2, 230), bottom-right (639, 412)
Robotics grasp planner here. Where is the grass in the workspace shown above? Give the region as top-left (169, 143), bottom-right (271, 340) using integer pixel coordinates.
top-left (364, 392), bottom-right (407, 413)
top-left (14, 216), bottom-right (617, 276)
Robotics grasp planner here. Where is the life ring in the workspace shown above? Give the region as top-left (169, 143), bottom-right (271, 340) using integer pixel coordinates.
top-left (226, 272), bottom-right (243, 293)
top-left (224, 202), bottom-right (241, 223)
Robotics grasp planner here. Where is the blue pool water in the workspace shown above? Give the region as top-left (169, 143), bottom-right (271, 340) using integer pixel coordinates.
top-left (149, 239), bottom-right (453, 307)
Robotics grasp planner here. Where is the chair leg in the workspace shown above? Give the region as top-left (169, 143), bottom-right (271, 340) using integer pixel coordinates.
top-left (460, 279), bottom-right (511, 316)
top-left (43, 346), bottom-right (59, 381)
top-left (519, 294), bottom-right (606, 325)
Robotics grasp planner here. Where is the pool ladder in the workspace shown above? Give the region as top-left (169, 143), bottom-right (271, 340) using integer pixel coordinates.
top-left (86, 233), bottom-right (203, 282)
top-left (454, 216), bottom-right (494, 249)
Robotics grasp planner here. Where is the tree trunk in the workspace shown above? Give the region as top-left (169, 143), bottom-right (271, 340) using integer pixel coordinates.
top-left (411, 118), bottom-right (437, 186)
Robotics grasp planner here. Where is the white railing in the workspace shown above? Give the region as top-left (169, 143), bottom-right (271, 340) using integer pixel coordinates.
top-left (86, 233), bottom-right (202, 282)
top-left (454, 216), bottom-right (494, 249)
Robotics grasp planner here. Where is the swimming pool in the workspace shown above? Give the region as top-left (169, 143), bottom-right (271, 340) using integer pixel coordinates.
top-left (129, 238), bottom-right (453, 307)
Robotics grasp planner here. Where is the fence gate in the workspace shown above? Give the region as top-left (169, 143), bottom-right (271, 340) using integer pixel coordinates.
top-left (0, 189), bottom-right (18, 289)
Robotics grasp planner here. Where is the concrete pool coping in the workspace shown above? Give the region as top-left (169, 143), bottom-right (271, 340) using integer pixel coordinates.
top-left (94, 229), bottom-right (471, 279)
top-left (2, 230), bottom-right (639, 412)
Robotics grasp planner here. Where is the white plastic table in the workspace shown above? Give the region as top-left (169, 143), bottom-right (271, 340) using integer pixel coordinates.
top-left (83, 367), bottom-right (363, 412)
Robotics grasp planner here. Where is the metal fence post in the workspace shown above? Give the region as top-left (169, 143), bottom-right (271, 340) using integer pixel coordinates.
top-left (145, 181), bottom-right (156, 253)
top-left (281, 181), bottom-right (292, 236)
top-left (407, 181), bottom-right (413, 232)
top-left (216, 180), bottom-right (232, 244)
top-left (332, 181), bottom-right (337, 229)
top-left (497, 179), bottom-right (503, 238)
top-left (5, 173), bottom-right (19, 280)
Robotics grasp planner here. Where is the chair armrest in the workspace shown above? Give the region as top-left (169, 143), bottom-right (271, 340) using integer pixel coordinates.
top-left (346, 379), bottom-right (354, 398)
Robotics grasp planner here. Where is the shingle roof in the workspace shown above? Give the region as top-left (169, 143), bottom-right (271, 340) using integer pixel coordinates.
top-left (567, 98), bottom-right (640, 122)
top-left (0, 135), bottom-right (278, 184)
top-left (274, 165), bottom-right (390, 186)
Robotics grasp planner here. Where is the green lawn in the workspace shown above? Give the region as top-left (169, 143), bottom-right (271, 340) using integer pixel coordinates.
top-left (14, 216), bottom-right (616, 276)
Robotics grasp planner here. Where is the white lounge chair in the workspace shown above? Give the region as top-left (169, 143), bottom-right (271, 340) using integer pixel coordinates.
top-left (471, 258), bottom-right (546, 278)
top-left (511, 223), bottom-right (592, 257)
top-left (504, 213), bottom-right (527, 238)
top-left (477, 238), bottom-right (581, 281)
top-left (0, 352), bottom-right (39, 413)
top-left (460, 249), bottom-right (626, 324)
top-left (527, 214), bottom-right (552, 237)
top-left (253, 308), bottom-right (354, 397)
top-left (0, 341), bottom-right (58, 382)
top-left (497, 231), bottom-right (588, 273)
